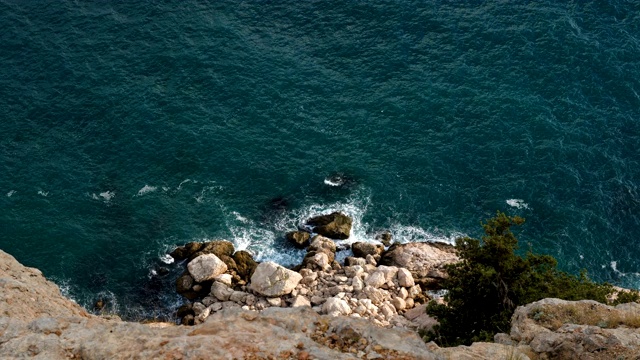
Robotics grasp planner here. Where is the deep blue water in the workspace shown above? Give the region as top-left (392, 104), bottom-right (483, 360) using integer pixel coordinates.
top-left (1, 0), bottom-right (639, 319)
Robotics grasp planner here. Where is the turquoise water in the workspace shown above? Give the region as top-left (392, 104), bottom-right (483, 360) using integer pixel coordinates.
top-left (1, 0), bottom-right (639, 319)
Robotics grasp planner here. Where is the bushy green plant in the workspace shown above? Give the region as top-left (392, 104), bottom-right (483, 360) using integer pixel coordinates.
top-left (424, 212), bottom-right (613, 346)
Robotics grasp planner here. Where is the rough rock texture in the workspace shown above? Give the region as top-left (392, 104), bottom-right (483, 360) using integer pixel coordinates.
top-left (379, 242), bottom-right (459, 285)
top-left (249, 262), bottom-right (303, 297)
top-left (186, 254), bottom-right (228, 283)
top-left (0, 250), bottom-right (440, 359)
top-left (0, 251), bottom-right (89, 322)
top-left (507, 298), bottom-right (640, 359)
top-left (188, 240), bottom-right (235, 262)
top-left (306, 212), bottom-right (353, 240)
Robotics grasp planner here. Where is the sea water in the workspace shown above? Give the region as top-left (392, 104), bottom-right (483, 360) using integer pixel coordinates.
top-left (1, 0), bottom-right (639, 319)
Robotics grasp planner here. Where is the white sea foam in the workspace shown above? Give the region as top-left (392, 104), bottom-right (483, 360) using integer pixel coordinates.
top-left (611, 261), bottom-right (626, 276)
top-left (388, 224), bottom-right (464, 245)
top-left (100, 191), bottom-right (115, 201)
top-left (136, 185), bottom-right (157, 196)
top-left (6, 190), bottom-right (16, 197)
top-left (177, 178), bottom-right (193, 191)
top-left (159, 254), bottom-right (174, 264)
top-left (90, 191), bottom-right (115, 202)
top-left (506, 199), bottom-right (530, 209)
top-left (37, 190), bottom-right (49, 197)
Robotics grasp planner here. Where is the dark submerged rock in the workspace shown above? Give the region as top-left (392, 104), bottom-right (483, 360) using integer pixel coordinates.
top-left (375, 231), bottom-right (393, 247)
top-left (351, 242), bottom-right (384, 258)
top-left (306, 212), bottom-right (352, 240)
top-left (233, 250), bottom-right (258, 282)
top-left (188, 240), bottom-right (235, 262)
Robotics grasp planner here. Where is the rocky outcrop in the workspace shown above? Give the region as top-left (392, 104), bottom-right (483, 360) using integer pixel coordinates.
top-left (187, 254), bottom-right (228, 282)
top-left (379, 242), bottom-right (459, 288)
top-left (306, 212), bottom-right (353, 239)
top-left (4, 248), bottom-right (640, 360)
top-left (249, 262), bottom-right (303, 297)
top-left (505, 298), bottom-right (640, 359)
top-left (0, 250), bottom-right (440, 359)
top-left (0, 251), bottom-right (89, 322)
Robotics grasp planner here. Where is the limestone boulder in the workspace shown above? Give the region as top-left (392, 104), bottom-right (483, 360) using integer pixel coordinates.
top-left (249, 262), bottom-right (303, 297)
top-left (187, 254), bottom-right (228, 283)
top-left (322, 297), bottom-right (352, 316)
top-left (306, 212), bottom-right (352, 239)
top-left (379, 242), bottom-right (459, 281)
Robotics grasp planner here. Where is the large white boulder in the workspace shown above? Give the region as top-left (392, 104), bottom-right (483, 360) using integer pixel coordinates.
top-left (249, 262), bottom-right (302, 297)
top-left (187, 254), bottom-right (228, 283)
top-left (322, 297), bottom-right (352, 316)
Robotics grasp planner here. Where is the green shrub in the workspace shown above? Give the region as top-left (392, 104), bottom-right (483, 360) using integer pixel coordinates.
top-left (424, 212), bottom-right (613, 346)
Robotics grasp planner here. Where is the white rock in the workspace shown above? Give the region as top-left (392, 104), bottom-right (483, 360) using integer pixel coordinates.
top-left (210, 281), bottom-right (234, 301)
top-left (187, 254), bottom-right (228, 283)
top-left (405, 298), bottom-right (415, 309)
top-left (365, 254), bottom-right (377, 266)
top-left (391, 296), bottom-right (406, 311)
top-left (408, 284), bottom-right (422, 299)
top-left (266, 297), bottom-right (282, 306)
top-left (364, 271), bottom-right (386, 288)
top-left (344, 265), bottom-right (365, 278)
top-left (352, 276), bottom-right (364, 292)
top-left (249, 262), bottom-right (303, 297)
top-left (398, 287), bottom-right (409, 300)
top-left (290, 295), bottom-right (311, 308)
top-left (380, 303), bottom-right (396, 320)
top-left (397, 268), bottom-right (415, 287)
top-left (334, 275), bottom-right (349, 283)
top-left (377, 265), bottom-right (399, 282)
top-left (322, 297), bottom-right (352, 316)
top-left (312, 253), bottom-right (330, 270)
top-left (213, 273), bottom-right (233, 286)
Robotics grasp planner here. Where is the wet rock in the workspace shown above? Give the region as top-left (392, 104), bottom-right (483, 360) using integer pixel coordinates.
top-left (290, 295), bottom-right (311, 308)
top-left (233, 250), bottom-right (258, 281)
top-left (188, 240), bottom-right (235, 262)
top-left (397, 268), bottom-right (415, 287)
top-left (250, 262), bottom-right (303, 297)
top-left (286, 231), bottom-right (311, 249)
top-left (170, 241), bottom-right (203, 261)
top-left (306, 212), bottom-right (353, 240)
top-left (176, 272), bottom-right (194, 294)
top-left (375, 232), bottom-right (393, 247)
top-left (352, 242), bottom-right (384, 258)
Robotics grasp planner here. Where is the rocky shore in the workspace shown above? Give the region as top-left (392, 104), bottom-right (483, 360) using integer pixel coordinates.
top-left (4, 213), bottom-right (640, 359)
top-left (4, 226), bottom-right (640, 358)
top-left (169, 212), bottom-right (459, 331)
